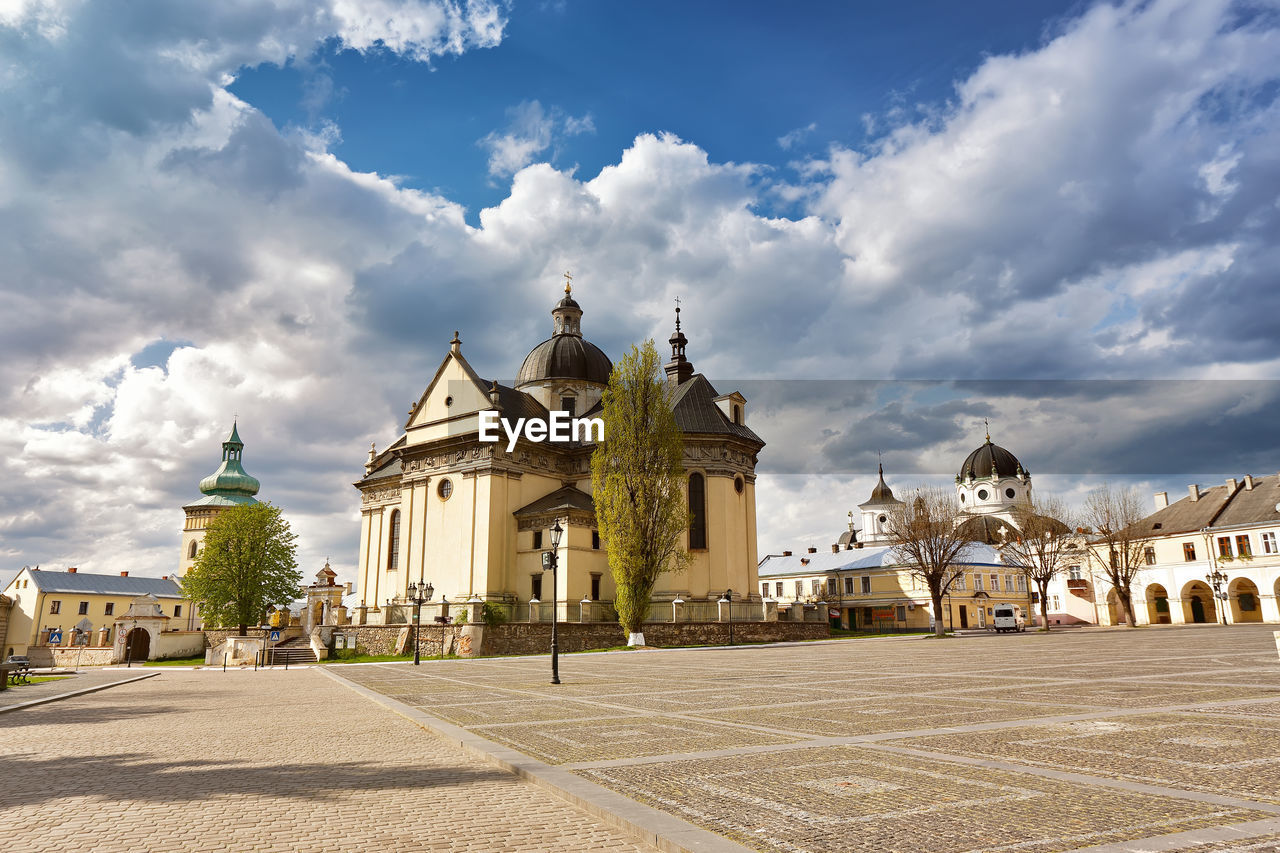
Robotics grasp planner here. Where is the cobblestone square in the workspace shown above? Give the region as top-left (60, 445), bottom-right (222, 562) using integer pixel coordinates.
top-left (5, 626), bottom-right (1280, 852)
top-left (338, 624), bottom-right (1280, 852)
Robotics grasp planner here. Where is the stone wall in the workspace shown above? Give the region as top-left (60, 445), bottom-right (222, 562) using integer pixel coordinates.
top-left (338, 621), bottom-right (828, 659)
top-left (203, 628), bottom-right (268, 649)
top-left (483, 621), bottom-right (829, 656)
top-left (48, 646), bottom-right (115, 667)
top-left (335, 625), bottom-right (466, 657)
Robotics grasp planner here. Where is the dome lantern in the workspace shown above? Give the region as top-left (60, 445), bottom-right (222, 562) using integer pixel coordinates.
top-left (516, 276), bottom-right (612, 388)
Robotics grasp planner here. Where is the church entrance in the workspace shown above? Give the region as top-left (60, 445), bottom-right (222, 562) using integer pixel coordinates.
top-left (959, 606), bottom-right (969, 629)
top-left (125, 628), bottom-right (150, 662)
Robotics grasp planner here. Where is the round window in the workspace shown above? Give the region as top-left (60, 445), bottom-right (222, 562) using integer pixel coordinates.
top-left (959, 493), bottom-right (966, 503)
top-left (445, 395), bottom-right (453, 407)
top-left (734, 476), bottom-right (744, 495)
top-left (977, 489), bottom-right (989, 501)
top-left (438, 479), bottom-right (453, 500)
top-left (878, 514), bottom-right (887, 524)
top-left (1005, 487), bottom-right (1016, 499)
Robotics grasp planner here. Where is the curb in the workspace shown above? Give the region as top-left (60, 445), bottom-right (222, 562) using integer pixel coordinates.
top-left (0, 672), bottom-right (160, 714)
top-left (319, 666), bottom-right (752, 853)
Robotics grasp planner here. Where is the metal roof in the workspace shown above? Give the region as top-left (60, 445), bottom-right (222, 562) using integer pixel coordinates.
top-left (758, 542), bottom-right (1004, 577)
top-left (22, 570), bottom-right (185, 599)
top-left (1128, 474), bottom-right (1280, 537)
top-left (513, 485), bottom-right (596, 518)
top-left (670, 375), bottom-right (764, 445)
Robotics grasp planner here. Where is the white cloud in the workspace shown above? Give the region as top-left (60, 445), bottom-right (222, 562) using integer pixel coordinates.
top-left (479, 99), bottom-right (596, 177)
top-left (777, 122), bottom-right (816, 150)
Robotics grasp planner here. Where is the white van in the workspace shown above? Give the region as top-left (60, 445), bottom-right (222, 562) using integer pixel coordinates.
top-left (992, 604), bottom-right (1026, 633)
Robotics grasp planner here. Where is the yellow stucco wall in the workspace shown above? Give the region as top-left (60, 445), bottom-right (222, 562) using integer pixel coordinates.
top-left (1, 569), bottom-right (194, 656)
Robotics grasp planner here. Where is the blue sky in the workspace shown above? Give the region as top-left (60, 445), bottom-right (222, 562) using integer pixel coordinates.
top-left (232, 0), bottom-right (1087, 221)
top-left (1, 0), bottom-right (1278, 585)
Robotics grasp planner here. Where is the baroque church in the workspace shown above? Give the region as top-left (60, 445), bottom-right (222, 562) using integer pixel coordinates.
top-left (352, 281), bottom-right (765, 623)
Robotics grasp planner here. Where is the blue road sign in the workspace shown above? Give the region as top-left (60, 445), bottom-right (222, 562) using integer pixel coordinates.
top-left (269, 629), bottom-right (281, 642)
top-left (48, 628), bottom-right (63, 644)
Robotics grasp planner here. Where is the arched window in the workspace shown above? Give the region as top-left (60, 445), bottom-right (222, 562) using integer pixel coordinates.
top-left (187, 541), bottom-right (198, 559)
top-left (688, 473), bottom-right (707, 550)
top-left (560, 395), bottom-right (576, 418)
top-left (387, 510), bottom-right (401, 571)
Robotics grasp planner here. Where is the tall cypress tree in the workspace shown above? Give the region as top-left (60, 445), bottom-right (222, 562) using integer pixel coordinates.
top-left (590, 339), bottom-right (689, 646)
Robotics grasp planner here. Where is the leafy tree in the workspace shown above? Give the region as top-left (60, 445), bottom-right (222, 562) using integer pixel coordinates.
top-left (590, 339), bottom-right (689, 645)
top-left (181, 502), bottom-right (301, 636)
top-left (885, 486), bottom-right (979, 637)
top-left (1082, 484), bottom-right (1148, 627)
top-left (998, 496), bottom-right (1079, 631)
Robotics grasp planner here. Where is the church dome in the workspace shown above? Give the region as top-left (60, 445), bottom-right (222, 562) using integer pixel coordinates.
top-left (516, 279), bottom-right (612, 387)
top-left (517, 335), bottom-right (613, 385)
top-left (958, 514), bottom-right (1014, 545)
top-left (197, 422), bottom-right (260, 502)
top-left (959, 437), bottom-right (1025, 480)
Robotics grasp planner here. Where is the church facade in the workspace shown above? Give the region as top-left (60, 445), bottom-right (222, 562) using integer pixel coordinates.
top-left (353, 283), bottom-right (765, 624)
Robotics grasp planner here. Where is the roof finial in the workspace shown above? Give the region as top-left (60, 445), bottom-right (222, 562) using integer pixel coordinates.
top-left (847, 509), bottom-right (854, 530)
top-left (564, 270), bottom-right (573, 295)
top-left (984, 417), bottom-right (991, 443)
top-left (674, 295), bottom-right (682, 331)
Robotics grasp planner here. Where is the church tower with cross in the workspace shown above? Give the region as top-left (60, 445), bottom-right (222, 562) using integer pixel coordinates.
top-left (352, 278), bottom-right (765, 627)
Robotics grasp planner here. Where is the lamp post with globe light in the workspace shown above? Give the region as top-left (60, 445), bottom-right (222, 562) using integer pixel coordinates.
top-left (408, 580), bottom-right (434, 664)
top-left (547, 521), bottom-right (564, 684)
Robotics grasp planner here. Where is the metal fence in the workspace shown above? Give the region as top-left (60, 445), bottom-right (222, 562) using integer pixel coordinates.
top-left (381, 598), bottom-right (772, 625)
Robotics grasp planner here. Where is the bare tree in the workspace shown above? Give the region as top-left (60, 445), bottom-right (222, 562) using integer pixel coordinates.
top-left (1082, 484), bottom-right (1149, 628)
top-left (998, 495), bottom-right (1077, 632)
top-left (885, 486), bottom-right (979, 637)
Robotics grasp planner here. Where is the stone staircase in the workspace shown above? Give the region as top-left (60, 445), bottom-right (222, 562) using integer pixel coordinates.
top-left (268, 637), bottom-right (318, 666)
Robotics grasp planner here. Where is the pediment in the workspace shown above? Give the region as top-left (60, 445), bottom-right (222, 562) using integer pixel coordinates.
top-left (406, 350), bottom-right (493, 433)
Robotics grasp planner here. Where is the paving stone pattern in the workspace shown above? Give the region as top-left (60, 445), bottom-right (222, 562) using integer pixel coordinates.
top-left (340, 625), bottom-right (1280, 853)
top-left (0, 669), bottom-right (149, 710)
top-left (0, 669), bottom-right (656, 853)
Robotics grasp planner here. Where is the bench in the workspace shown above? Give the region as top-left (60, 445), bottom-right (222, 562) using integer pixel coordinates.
top-left (0, 663), bottom-right (31, 689)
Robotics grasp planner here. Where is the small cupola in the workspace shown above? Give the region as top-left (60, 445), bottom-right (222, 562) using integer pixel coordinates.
top-left (664, 299), bottom-right (694, 385)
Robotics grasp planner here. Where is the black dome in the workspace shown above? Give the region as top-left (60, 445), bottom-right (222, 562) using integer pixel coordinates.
top-left (958, 514), bottom-right (1015, 545)
top-left (959, 439), bottom-right (1024, 480)
top-left (517, 336), bottom-right (613, 385)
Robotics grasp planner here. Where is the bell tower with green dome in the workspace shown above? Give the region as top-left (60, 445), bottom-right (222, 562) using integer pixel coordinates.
top-left (179, 422), bottom-right (261, 577)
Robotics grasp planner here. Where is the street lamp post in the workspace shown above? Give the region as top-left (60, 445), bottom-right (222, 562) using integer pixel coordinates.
top-left (1205, 568), bottom-right (1229, 626)
top-left (548, 521), bottom-right (564, 684)
top-left (407, 580), bottom-right (434, 665)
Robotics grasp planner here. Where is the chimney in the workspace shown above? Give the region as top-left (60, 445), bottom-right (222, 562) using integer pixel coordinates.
top-left (67, 567), bottom-right (77, 573)
top-left (854, 542), bottom-right (864, 549)
top-left (1153, 491), bottom-right (1168, 509)
top-left (782, 550), bottom-right (792, 557)
top-left (1244, 474), bottom-right (1255, 490)
top-left (161, 575), bottom-right (168, 580)
top-left (831, 544), bottom-right (839, 553)
top-left (1188, 484), bottom-right (1201, 502)
top-left (1226, 478), bottom-right (1238, 493)
top-left (800, 558), bottom-right (809, 566)
top-left (807, 547), bottom-right (817, 554)
top-left (120, 571), bottom-right (129, 577)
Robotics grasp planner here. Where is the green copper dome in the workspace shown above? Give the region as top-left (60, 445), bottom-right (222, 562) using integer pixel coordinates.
top-left (194, 422), bottom-right (260, 505)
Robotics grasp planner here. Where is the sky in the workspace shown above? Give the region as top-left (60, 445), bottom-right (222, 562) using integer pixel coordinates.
top-left (2, 0), bottom-right (1279, 589)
